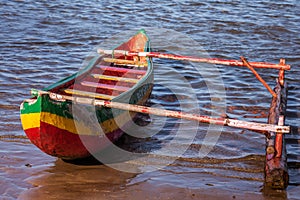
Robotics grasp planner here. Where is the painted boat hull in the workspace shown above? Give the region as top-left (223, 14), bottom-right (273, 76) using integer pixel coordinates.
top-left (20, 30), bottom-right (153, 159)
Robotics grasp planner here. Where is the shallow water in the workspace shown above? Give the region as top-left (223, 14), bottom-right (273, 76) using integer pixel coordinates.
top-left (1, 0), bottom-right (300, 199)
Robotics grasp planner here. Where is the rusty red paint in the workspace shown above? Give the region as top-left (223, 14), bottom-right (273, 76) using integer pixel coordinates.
top-left (141, 108), bottom-right (148, 113)
top-left (278, 59), bottom-right (286, 86)
top-left (279, 70), bottom-right (285, 86)
top-left (275, 134), bottom-right (283, 158)
top-left (104, 101), bottom-right (110, 106)
top-left (120, 51), bottom-right (291, 70)
top-left (275, 116), bottom-right (284, 158)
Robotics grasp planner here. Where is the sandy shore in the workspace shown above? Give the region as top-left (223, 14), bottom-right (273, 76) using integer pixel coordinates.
top-left (1, 140), bottom-right (298, 200)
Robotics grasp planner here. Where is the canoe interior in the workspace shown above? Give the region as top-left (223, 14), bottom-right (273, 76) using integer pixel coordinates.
top-left (45, 29), bottom-right (152, 100)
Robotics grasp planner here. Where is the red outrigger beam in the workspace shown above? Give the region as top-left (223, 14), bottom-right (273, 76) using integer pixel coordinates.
top-left (98, 49), bottom-right (291, 70)
top-left (96, 49), bottom-right (291, 189)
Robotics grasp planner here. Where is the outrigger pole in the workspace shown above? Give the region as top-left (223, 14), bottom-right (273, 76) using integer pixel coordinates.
top-left (98, 49), bottom-right (291, 189)
top-left (31, 89), bottom-right (289, 134)
top-left (97, 49), bottom-right (291, 70)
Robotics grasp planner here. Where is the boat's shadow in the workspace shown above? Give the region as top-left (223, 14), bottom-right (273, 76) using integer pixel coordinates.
top-left (63, 112), bottom-right (167, 166)
top-left (62, 155), bottom-right (103, 165)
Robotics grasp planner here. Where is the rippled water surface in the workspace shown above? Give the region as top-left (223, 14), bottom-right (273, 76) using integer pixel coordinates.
top-left (1, 0), bottom-right (300, 199)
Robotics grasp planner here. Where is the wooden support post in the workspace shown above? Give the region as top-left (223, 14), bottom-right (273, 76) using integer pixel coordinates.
top-left (279, 59), bottom-right (286, 86)
top-left (241, 56), bottom-right (277, 98)
top-left (264, 80), bottom-right (289, 189)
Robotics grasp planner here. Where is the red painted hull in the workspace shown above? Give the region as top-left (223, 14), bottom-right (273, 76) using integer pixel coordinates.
top-left (25, 121), bottom-right (124, 159)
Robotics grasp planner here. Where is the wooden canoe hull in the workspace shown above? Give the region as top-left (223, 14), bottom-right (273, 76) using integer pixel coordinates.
top-left (20, 83), bottom-right (152, 159)
top-left (20, 30), bottom-right (153, 159)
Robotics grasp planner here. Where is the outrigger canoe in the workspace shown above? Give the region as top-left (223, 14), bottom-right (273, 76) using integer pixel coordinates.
top-left (20, 28), bottom-right (292, 189)
top-left (20, 29), bottom-right (153, 159)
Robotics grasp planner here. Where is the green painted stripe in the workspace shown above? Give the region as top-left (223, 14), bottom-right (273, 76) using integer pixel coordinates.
top-left (40, 94), bottom-right (124, 122)
top-left (20, 96), bottom-right (42, 114)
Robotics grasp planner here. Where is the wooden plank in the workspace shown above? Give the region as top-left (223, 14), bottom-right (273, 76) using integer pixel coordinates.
top-left (97, 65), bottom-right (147, 75)
top-left (264, 80), bottom-right (289, 189)
top-left (64, 89), bottom-right (114, 100)
top-left (103, 58), bottom-right (147, 67)
top-left (92, 74), bottom-right (140, 83)
top-left (81, 81), bottom-right (130, 92)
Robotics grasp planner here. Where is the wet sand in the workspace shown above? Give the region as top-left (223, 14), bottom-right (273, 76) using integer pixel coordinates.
top-left (1, 139), bottom-right (298, 200)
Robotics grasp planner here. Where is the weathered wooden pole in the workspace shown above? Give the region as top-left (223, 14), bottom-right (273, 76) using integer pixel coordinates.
top-left (264, 59), bottom-right (289, 189)
top-left (98, 49), bottom-right (291, 70)
top-left (31, 89), bottom-right (290, 135)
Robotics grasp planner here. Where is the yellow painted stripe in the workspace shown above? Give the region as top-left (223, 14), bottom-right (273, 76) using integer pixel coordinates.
top-left (92, 74), bottom-right (139, 83)
top-left (41, 112), bottom-right (95, 135)
top-left (64, 89), bottom-right (114, 100)
top-left (20, 113), bottom-right (40, 130)
top-left (39, 111), bottom-right (134, 136)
